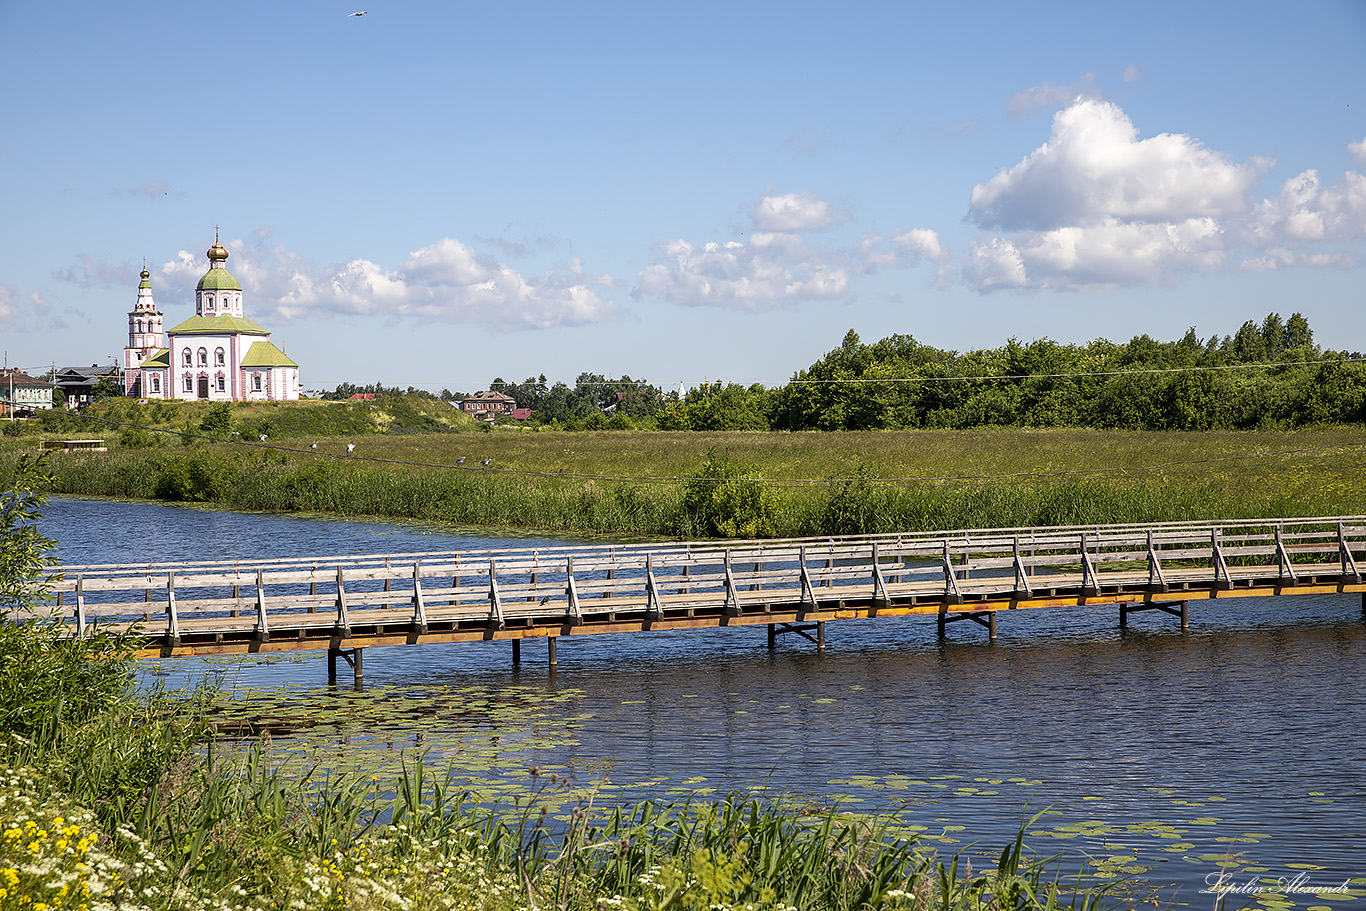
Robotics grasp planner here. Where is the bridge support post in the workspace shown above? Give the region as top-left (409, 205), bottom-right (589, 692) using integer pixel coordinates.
top-left (512, 639), bottom-right (521, 665)
top-left (938, 611), bottom-right (997, 641)
top-left (1120, 601), bottom-right (1188, 631)
top-left (766, 621), bottom-right (825, 651)
top-left (548, 637), bottom-right (557, 667)
top-left (327, 647), bottom-right (364, 690)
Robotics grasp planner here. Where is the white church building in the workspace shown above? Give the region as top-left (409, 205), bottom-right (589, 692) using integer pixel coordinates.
top-left (125, 235), bottom-right (300, 401)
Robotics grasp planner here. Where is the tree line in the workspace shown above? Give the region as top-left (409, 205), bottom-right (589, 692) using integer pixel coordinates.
top-left (314, 312), bottom-right (1365, 431)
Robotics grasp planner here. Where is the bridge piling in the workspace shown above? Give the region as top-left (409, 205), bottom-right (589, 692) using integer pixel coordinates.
top-left (1119, 601), bottom-right (1189, 631)
top-left (938, 610), bottom-right (997, 641)
top-left (512, 639), bottom-right (521, 665)
top-left (327, 647), bottom-right (364, 689)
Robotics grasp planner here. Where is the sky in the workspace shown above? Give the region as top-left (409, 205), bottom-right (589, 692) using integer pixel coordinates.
top-left (2, 0), bottom-right (1364, 394)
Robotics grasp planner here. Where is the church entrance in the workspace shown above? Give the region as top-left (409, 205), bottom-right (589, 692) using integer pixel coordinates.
top-left (197, 376), bottom-right (209, 399)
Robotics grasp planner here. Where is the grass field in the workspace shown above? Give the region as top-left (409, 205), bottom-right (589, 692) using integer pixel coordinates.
top-left (5, 416), bottom-right (1365, 538)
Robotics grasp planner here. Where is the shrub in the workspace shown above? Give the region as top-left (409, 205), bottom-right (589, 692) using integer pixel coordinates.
top-left (679, 450), bottom-right (777, 539)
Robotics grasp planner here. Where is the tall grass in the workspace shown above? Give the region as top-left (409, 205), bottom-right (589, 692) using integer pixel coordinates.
top-left (5, 426), bottom-right (1365, 538)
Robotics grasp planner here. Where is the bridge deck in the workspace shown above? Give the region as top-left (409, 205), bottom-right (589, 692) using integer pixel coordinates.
top-left (26, 515), bottom-right (1366, 661)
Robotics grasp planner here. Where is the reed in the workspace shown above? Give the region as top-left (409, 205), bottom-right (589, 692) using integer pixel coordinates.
top-left (5, 426), bottom-right (1364, 538)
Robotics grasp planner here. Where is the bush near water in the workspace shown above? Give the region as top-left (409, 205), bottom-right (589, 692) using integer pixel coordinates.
top-left (0, 456), bottom-right (1117, 908)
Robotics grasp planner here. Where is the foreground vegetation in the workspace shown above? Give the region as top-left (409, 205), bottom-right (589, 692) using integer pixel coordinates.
top-left (1, 457), bottom-right (1117, 909)
top-left (4, 415), bottom-right (1365, 538)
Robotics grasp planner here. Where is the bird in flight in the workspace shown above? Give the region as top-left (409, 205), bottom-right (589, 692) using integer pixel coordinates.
top-left (258, 434), bottom-right (268, 442)
top-left (481, 458), bottom-right (492, 467)
top-left (348, 10), bottom-right (367, 16)
top-left (347, 443), bottom-right (356, 454)
top-left (456, 456), bottom-right (465, 465)
top-left (310, 441), bottom-right (318, 450)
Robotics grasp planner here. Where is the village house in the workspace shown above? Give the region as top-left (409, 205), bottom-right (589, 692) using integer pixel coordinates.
top-left (55, 365), bottom-right (119, 409)
top-left (459, 390), bottom-right (517, 418)
top-left (0, 369), bottom-right (54, 416)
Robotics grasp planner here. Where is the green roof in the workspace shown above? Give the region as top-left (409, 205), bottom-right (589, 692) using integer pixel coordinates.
top-left (140, 349), bottom-right (170, 368)
top-left (196, 268), bottom-right (242, 292)
top-left (240, 341), bottom-right (298, 368)
top-left (167, 314), bottom-right (270, 335)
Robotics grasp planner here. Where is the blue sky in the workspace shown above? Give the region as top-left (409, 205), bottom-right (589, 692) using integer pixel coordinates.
top-left (2, 1), bottom-right (1364, 393)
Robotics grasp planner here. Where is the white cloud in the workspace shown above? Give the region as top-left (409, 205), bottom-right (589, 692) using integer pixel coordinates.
top-left (1004, 74), bottom-right (1101, 120)
top-left (158, 235), bottom-right (616, 329)
top-left (970, 100), bottom-right (1265, 232)
top-left (1120, 64), bottom-right (1141, 84)
top-left (963, 100), bottom-right (1283, 291)
top-left (635, 235), bottom-right (848, 310)
top-left (1245, 169), bottom-right (1366, 243)
top-left (1350, 137), bottom-right (1366, 165)
top-left (859, 228), bottom-right (954, 286)
top-left (751, 192), bottom-right (845, 232)
top-left (0, 284), bottom-right (65, 332)
top-left (635, 191), bottom-right (855, 309)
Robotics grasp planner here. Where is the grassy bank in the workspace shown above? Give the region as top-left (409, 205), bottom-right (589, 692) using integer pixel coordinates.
top-left (0, 461), bottom-right (1118, 910)
top-left (4, 424), bottom-right (1365, 538)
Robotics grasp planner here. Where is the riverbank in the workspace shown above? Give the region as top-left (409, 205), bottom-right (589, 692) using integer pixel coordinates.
top-left (1, 468), bottom-right (1124, 910)
top-left (5, 427), bottom-right (1365, 538)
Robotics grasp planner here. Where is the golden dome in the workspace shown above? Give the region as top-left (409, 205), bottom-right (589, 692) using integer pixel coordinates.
top-left (140, 268), bottom-right (150, 280)
top-left (207, 240), bottom-right (229, 263)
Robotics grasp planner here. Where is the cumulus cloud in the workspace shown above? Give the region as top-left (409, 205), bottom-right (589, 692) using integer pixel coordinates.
top-left (157, 234), bottom-right (615, 329)
top-left (634, 191), bottom-right (865, 309)
top-left (970, 100), bottom-right (1266, 232)
top-left (1348, 136), bottom-right (1366, 165)
top-left (1120, 64), bottom-right (1141, 83)
top-left (750, 191), bottom-right (846, 232)
top-left (859, 229), bottom-right (954, 286)
top-left (637, 190), bottom-right (952, 308)
top-left (961, 99), bottom-right (1308, 291)
top-left (635, 234), bottom-right (848, 310)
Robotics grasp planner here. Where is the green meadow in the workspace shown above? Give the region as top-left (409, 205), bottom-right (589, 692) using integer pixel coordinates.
top-left (4, 397), bottom-right (1365, 538)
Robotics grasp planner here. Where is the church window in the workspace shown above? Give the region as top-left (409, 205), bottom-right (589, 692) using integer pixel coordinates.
top-left (215, 375), bottom-right (226, 392)
top-left (215, 347), bottom-right (225, 366)
top-left (198, 348), bottom-right (208, 367)
top-left (151, 375), bottom-right (161, 393)
top-left (183, 375), bottom-right (193, 392)
top-left (136, 320), bottom-right (143, 334)
top-left (182, 349), bottom-right (192, 367)
top-left (253, 374), bottom-right (262, 392)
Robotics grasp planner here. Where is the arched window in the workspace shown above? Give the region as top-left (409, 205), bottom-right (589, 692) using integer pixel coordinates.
top-left (183, 375), bottom-right (193, 392)
top-left (151, 375), bottom-right (161, 393)
top-left (215, 374), bottom-right (226, 392)
top-left (252, 374), bottom-right (263, 392)
top-left (198, 348), bottom-right (208, 367)
top-left (136, 320), bottom-right (143, 334)
top-left (214, 347), bottom-right (225, 367)
top-left (182, 348), bottom-right (192, 367)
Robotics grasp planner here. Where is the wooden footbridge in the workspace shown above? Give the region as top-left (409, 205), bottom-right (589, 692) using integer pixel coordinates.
top-left (35, 516), bottom-right (1366, 685)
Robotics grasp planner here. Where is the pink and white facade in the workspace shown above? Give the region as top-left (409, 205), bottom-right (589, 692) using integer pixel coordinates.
top-left (132, 236), bottom-right (301, 401)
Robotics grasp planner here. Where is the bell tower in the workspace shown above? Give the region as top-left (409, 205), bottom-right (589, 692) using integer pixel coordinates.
top-left (123, 265), bottom-right (165, 395)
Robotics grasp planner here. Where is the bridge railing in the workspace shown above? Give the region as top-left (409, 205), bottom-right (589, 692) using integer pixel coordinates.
top-left (21, 516), bottom-right (1366, 645)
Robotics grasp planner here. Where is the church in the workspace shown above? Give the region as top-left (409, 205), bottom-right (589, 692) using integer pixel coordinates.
top-left (124, 234), bottom-right (300, 401)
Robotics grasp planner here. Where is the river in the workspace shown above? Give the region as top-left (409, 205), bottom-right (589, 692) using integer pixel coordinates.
top-left (39, 497), bottom-right (1366, 909)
